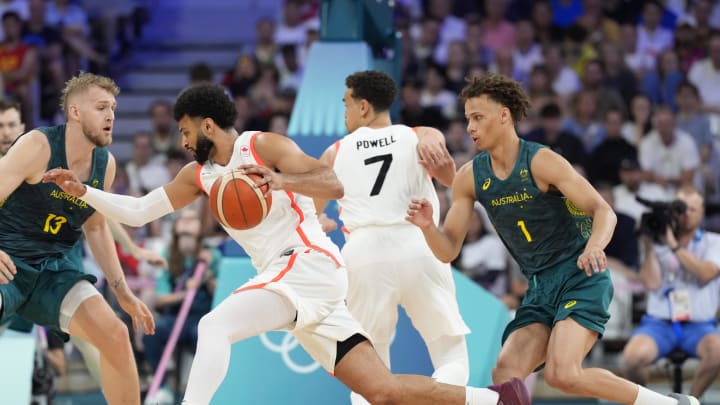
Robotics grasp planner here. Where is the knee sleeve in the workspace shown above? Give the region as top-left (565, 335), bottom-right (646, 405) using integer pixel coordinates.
top-left (59, 281), bottom-right (101, 332)
top-left (427, 334), bottom-right (470, 385)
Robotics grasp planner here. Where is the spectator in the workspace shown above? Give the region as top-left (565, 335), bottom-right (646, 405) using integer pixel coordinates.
top-left (188, 61), bottom-right (214, 86)
top-left (23, 0), bottom-right (64, 123)
top-left (635, 1), bottom-right (674, 61)
top-left (480, 0), bottom-right (515, 53)
top-left (542, 43), bottom-right (581, 102)
top-left (596, 182), bottom-right (640, 340)
top-left (512, 19), bottom-right (543, 85)
top-left (444, 118), bottom-right (473, 166)
top-left (588, 108), bottom-right (638, 186)
top-left (530, 0), bottom-right (564, 44)
top-left (621, 23), bottom-right (655, 77)
top-left (222, 54), bottom-right (259, 98)
top-left (638, 106), bottom-right (700, 200)
top-left (419, 63), bottom-right (456, 119)
top-left (143, 208), bottom-right (220, 405)
top-left (550, 0), bottom-right (583, 28)
top-left (425, 0), bottom-right (465, 65)
top-left (444, 40), bottom-right (470, 93)
top-left (675, 81), bottom-right (716, 156)
top-left (248, 17), bottom-right (277, 67)
top-left (398, 79), bottom-right (447, 129)
top-left (525, 102), bottom-right (587, 169)
top-left (125, 131), bottom-right (171, 196)
top-left (456, 206), bottom-right (508, 297)
top-left (641, 49), bottom-right (683, 111)
top-left (600, 42), bottom-right (639, 108)
top-left (45, 0), bottom-right (106, 76)
top-left (561, 89), bottom-right (602, 153)
top-left (148, 99), bottom-right (179, 156)
top-left (612, 157), bottom-right (668, 225)
top-left (0, 10), bottom-right (37, 125)
top-left (688, 30), bottom-right (720, 113)
top-left (674, 22), bottom-right (704, 75)
top-left (623, 186), bottom-right (720, 400)
top-left (274, 0), bottom-right (312, 47)
top-left (524, 64), bottom-right (557, 129)
top-left (276, 43), bottom-right (302, 91)
top-left (580, 58), bottom-right (626, 117)
top-left (621, 93), bottom-right (653, 146)
top-left (577, 0), bottom-right (621, 44)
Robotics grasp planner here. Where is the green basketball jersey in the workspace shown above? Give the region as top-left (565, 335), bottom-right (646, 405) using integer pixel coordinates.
top-left (472, 139), bottom-right (591, 277)
top-left (0, 125), bottom-right (108, 265)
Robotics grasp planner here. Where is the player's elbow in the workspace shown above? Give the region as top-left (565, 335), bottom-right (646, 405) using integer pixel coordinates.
top-left (329, 182), bottom-right (344, 199)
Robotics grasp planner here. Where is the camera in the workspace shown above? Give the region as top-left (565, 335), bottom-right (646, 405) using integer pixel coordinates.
top-left (636, 197), bottom-right (687, 242)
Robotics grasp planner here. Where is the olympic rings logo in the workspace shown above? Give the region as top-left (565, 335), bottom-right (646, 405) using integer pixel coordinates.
top-left (259, 332), bottom-right (321, 374)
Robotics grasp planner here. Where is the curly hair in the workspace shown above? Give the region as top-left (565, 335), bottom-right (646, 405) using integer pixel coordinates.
top-left (173, 84), bottom-right (237, 129)
top-left (459, 75), bottom-right (531, 124)
top-left (345, 70), bottom-right (397, 113)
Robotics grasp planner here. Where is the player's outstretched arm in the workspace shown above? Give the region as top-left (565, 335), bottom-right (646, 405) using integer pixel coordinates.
top-left (82, 155), bottom-right (155, 334)
top-left (415, 126), bottom-right (456, 187)
top-left (243, 132), bottom-right (343, 199)
top-left (531, 148), bottom-right (617, 276)
top-left (43, 161), bottom-right (201, 227)
top-left (407, 162), bottom-right (476, 262)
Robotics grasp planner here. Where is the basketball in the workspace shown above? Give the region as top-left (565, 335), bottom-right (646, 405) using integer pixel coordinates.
top-left (209, 170), bottom-right (272, 230)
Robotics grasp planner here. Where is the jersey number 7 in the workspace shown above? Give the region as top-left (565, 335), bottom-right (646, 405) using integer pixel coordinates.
top-left (364, 154), bottom-right (393, 196)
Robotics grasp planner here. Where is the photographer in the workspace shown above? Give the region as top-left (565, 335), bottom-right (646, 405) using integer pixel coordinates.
top-left (623, 186), bottom-right (720, 399)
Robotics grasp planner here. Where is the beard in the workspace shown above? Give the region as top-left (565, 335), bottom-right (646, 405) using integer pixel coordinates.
top-left (194, 133), bottom-right (214, 164)
top-left (82, 122), bottom-right (111, 147)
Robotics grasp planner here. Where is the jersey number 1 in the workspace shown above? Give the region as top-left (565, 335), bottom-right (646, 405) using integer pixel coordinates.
top-left (517, 220), bottom-right (533, 242)
top-left (364, 154), bottom-right (393, 196)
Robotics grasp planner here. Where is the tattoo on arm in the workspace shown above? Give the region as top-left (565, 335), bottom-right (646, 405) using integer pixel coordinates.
top-left (111, 278), bottom-right (122, 290)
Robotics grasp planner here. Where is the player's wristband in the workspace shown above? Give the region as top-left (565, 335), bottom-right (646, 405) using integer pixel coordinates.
top-left (671, 245), bottom-right (682, 253)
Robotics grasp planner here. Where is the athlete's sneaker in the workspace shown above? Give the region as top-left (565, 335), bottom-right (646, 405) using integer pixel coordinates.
top-left (489, 377), bottom-right (531, 405)
top-left (668, 393), bottom-right (700, 405)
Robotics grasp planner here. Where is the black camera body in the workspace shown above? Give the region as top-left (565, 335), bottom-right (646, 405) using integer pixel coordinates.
top-left (636, 197), bottom-right (687, 242)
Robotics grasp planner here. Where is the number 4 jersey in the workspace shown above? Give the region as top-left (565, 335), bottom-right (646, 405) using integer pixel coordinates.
top-left (0, 124), bottom-right (107, 264)
top-left (473, 139), bottom-right (590, 277)
top-left (334, 125), bottom-right (440, 231)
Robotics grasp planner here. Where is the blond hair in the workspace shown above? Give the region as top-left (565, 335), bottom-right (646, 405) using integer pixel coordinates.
top-left (60, 72), bottom-right (120, 118)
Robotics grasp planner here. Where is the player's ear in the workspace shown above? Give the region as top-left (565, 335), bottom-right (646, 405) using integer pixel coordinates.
top-left (500, 107), bottom-right (510, 125)
top-left (360, 99), bottom-right (371, 117)
top-left (202, 117), bottom-right (215, 135)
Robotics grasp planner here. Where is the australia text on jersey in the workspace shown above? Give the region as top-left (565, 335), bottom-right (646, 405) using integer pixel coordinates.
top-left (491, 190), bottom-right (534, 207)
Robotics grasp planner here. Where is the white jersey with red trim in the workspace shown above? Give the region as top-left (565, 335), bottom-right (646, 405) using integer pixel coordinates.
top-left (197, 131), bottom-right (343, 271)
top-left (334, 125), bottom-right (440, 231)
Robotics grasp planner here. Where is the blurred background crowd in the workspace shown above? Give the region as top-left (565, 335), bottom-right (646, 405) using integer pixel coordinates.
top-left (3, 0), bottom-right (720, 404)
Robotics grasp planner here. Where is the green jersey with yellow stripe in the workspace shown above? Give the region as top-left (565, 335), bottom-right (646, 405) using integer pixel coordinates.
top-left (472, 139), bottom-right (591, 277)
top-left (0, 124), bottom-right (107, 265)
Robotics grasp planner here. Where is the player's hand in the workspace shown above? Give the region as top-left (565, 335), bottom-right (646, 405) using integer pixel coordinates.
top-left (133, 247), bottom-right (168, 268)
top-left (418, 141), bottom-right (455, 185)
top-left (406, 198), bottom-right (434, 229)
top-left (117, 292), bottom-right (155, 335)
top-left (577, 245), bottom-right (607, 277)
top-left (318, 213), bottom-right (338, 232)
top-left (0, 249), bottom-right (16, 284)
top-left (42, 169), bottom-right (86, 197)
top-left (236, 164), bottom-right (281, 197)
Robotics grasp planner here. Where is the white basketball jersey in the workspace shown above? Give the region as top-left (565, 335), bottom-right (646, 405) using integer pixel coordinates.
top-left (197, 131), bottom-right (343, 271)
top-left (334, 125), bottom-right (440, 231)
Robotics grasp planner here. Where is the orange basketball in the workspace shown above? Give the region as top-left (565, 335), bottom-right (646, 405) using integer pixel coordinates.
top-left (209, 170), bottom-right (272, 230)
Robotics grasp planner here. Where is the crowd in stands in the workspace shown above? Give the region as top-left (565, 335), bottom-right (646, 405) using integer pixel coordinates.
top-left (7, 0), bottom-right (720, 403)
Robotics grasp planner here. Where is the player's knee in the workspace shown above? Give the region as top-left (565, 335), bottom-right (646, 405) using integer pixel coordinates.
top-left (543, 366), bottom-right (581, 392)
top-left (622, 341), bottom-right (654, 368)
top-left (197, 312), bottom-right (222, 338)
top-left (97, 317), bottom-right (130, 351)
